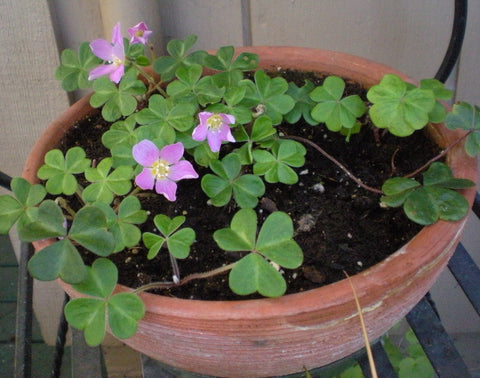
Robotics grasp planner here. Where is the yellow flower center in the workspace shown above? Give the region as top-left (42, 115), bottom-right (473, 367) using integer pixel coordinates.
top-left (152, 159), bottom-right (170, 179)
top-left (207, 114), bottom-right (223, 131)
top-left (112, 56), bottom-right (123, 67)
top-left (135, 30), bottom-right (144, 37)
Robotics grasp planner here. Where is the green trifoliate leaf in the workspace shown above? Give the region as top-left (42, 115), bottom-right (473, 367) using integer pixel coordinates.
top-left (82, 158), bottom-right (133, 204)
top-left (55, 42), bottom-right (102, 91)
top-left (256, 211), bottom-right (303, 269)
top-left (214, 209), bottom-right (302, 297)
top-left (94, 197), bottom-right (147, 253)
top-left (64, 298), bottom-right (106, 346)
top-left (445, 102), bottom-right (480, 157)
top-left (285, 80), bottom-right (318, 125)
top-left (136, 94), bottom-right (196, 140)
top-left (381, 162), bottom-right (474, 225)
top-left (27, 238), bottom-right (86, 283)
top-left (0, 178), bottom-right (47, 234)
top-left (72, 258), bottom-right (117, 298)
top-left (65, 258), bottom-right (145, 345)
top-left (381, 177), bottom-right (421, 207)
top-left (17, 200), bottom-right (67, 242)
top-left (213, 208), bottom-right (257, 251)
top-left (204, 46), bottom-right (259, 88)
top-left (310, 76), bottom-right (366, 132)
top-left (90, 69), bottom-right (146, 122)
top-left (166, 64), bottom-right (225, 106)
top-left (0, 195), bottom-right (23, 234)
top-left (253, 140), bottom-right (306, 184)
top-left (153, 35), bottom-right (208, 81)
top-left (108, 292), bottom-right (145, 339)
top-left (69, 206), bottom-right (115, 256)
top-left (37, 147), bottom-right (91, 195)
top-left (201, 154), bottom-right (265, 208)
top-left (142, 214), bottom-right (195, 259)
top-left (229, 253), bottom-right (287, 297)
top-left (367, 74), bottom-right (436, 136)
top-left (419, 79), bottom-right (453, 123)
top-left (240, 70), bottom-right (295, 124)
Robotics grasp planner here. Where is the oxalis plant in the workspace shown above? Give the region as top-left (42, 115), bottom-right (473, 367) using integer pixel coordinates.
top-left (0, 22), bottom-right (478, 346)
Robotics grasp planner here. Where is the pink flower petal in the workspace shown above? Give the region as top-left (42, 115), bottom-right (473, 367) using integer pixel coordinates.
top-left (220, 113), bottom-right (235, 125)
top-left (132, 140), bottom-right (160, 166)
top-left (219, 124), bottom-right (236, 143)
top-left (206, 132), bottom-right (223, 153)
top-left (192, 123), bottom-right (208, 142)
top-left (109, 65), bottom-right (125, 84)
top-left (89, 64), bottom-right (117, 81)
top-left (89, 39), bottom-right (114, 61)
top-left (198, 111), bottom-right (213, 124)
top-left (159, 142), bottom-right (184, 165)
top-left (111, 22), bottom-right (123, 46)
top-left (169, 160), bottom-right (198, 181)
top-left (155, 179), bottom-right (178, 201)
top-left (135, 168), bottom-right (155, 190)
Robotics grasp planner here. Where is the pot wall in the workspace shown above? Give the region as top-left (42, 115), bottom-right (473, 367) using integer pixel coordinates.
top-left (26, 47), bottom-right (477, 377)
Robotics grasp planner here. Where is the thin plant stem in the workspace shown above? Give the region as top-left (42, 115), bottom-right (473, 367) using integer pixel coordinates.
top-left (345, 271), bottom-right (378, 378)
top-left (169, 252), bottom-right (181, 283)
top-left (404, 130), bottom-right (473, 178)
top-left (133, 262), bottom-right (237, 294)
top-left (284, 135), bottom-right (384, 195)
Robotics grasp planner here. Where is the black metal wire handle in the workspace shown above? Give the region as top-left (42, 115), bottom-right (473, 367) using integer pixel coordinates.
top-left (435, 0), bottom-right (468, 83)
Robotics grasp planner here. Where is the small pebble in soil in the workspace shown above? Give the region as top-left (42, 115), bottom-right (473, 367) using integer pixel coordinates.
top-left (311, 183), bottom-right (325, 193)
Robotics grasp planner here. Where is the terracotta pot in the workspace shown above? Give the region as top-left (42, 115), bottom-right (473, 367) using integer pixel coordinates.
top-left (24, 47), bottom-right (477, 377)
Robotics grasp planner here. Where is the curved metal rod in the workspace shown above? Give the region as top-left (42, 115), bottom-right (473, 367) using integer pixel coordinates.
top-left (434, 0), bottom-right (468, 83)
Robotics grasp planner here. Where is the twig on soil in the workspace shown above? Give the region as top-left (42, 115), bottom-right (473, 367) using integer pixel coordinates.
top-left (283, 135), bottom-right (384, 195)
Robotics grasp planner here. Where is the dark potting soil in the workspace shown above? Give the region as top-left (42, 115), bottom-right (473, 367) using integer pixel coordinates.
top-left (57, 71), bottom-right (440, 301)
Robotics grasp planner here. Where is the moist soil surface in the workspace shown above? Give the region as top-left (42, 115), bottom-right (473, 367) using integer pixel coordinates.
top-left (58, 71), bottom-right (440, 300)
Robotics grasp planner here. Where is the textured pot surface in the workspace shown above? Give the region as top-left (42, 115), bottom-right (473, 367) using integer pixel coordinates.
top-left (25, 47), bottom-right (477, 377)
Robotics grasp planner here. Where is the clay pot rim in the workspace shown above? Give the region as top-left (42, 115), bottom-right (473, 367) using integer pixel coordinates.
top-left (25, 46), bottom-right (478, 320)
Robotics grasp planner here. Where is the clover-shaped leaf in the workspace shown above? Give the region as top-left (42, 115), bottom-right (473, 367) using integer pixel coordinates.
top-left (367, 74), bottom-right (436, 136)
top-left (136, 94), bottom-right (196, 138)
top-left (153, 35), bottom-right (208, 82)
top-left (142, 214), bottom-right (195, 259)
top-left (419, 79), bottom-right (453, 123)
top-left (69, 206), bottom-right (115, 256)
top-left (108, 292), bottom-right (145, 339)
top-left (214, 209), bottom-right (303, 297)
top-left (285, 80), bottom-right (318, 125)
top-left (17, 200), bottom-right (67, 242)
top-left (0, 177), bottom-right (47, 234)
top-left (90, 69), bottom-right (146, 122)
top-left (240, 70), bottom-right (295, 124)
top-left (65, 258), bottom-right (145, 346)
top-left (55, 42), bottom-right (102, 91)
top-left (64, 298), bottom-right (106, 346)
top-left (37, 147), bottom-right (91, 195)
top-left (166, 64), bottom-right (225, 106)
top-left (445, 102), bottom-right (480, 157)
top-left (310, 76), bottom-right (366, 131)
top-left (253, 140), bottom-right (306, 184)
top-left (381, 162), bottom-right (474, 225)
top-left (83, 158), bottom-right (133, 204)
top-left (94, 197), bottom-right (147, 253)
top-left (201, 153), bottom-right (265, 208)
top-left (204, 46), bottom-right (259, 88)
top-left (27, 238), bottom-right (86, 283)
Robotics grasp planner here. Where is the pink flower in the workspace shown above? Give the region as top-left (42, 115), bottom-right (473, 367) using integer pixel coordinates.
top-left (89, 22), bottom-right (125, 83)
top-left (192, 112), bottom-right (236, 153)
top-left (132, 140), bottom-right (198, 201)
top-left (128, 22), bottom-right (152, 45)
